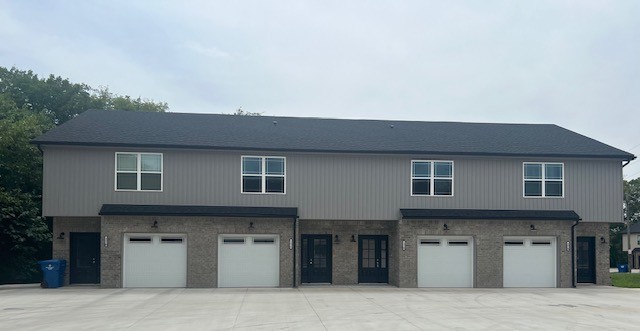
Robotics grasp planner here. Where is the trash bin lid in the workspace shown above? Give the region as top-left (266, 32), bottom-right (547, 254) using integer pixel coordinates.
top-left (38, 259), bottom-right (66, 271)
top-left (39, 259), bottom-right (62, 265)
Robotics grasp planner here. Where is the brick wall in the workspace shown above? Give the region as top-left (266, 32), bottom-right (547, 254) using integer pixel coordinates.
top-left (53, 216), bottom-right (609, 288)
top-left (396, 219), bottom-right (574, 288)
top-left (576, 222), bottom-right (611, 285)
top-left (100, 216), bottom-right (294, 288)
top-left (299, 220), bottom-right (397, 285)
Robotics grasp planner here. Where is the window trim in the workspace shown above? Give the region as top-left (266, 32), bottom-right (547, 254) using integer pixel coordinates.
top-left (410, 160), bottom-right (454, 197)
top-left (128, 237), bottom-right (152, 243)
top-left (241, 156), bottom-right (286, 195)
top-left (522, 162), bottom-right (564, 198)
top-left (115, 152), bottom-right (163, 192)
top-left (223, 237), bottom-right (246, 244)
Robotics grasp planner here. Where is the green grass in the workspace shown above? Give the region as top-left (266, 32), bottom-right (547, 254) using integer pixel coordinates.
top-left (611, 273), bottom-right (640, 288)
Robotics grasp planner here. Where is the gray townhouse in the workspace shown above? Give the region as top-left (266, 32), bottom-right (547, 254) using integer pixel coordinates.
top-left (32, 110), bottom-right (634, 288)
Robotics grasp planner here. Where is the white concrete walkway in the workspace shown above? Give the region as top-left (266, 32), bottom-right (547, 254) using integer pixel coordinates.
top-left (1, 286), bottom-right (640, 330)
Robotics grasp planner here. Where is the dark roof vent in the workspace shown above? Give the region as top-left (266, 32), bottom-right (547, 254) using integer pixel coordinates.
top-left (389, 124), bottom-right (394, 128)
top-left (273, 121), bottom-right (278, 125)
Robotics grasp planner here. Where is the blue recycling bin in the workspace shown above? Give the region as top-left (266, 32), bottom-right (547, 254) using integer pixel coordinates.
top-left (38, 259), bottom-right (66, 288)
top-left (617, 263), bottom-right (629, 273)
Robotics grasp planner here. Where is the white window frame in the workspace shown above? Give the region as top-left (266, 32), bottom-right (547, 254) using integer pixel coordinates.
top-left (410, 160), bottom-right (454, 197)
top-left (522, 162), bottom-right (564, 198)
top-left (115, 152), bottom-right (163, 192)
top-left (241, 156), bottom-right (286, 194)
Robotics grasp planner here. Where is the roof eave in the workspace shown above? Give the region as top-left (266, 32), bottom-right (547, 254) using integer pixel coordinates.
top-left (31, 141), bottom-right (635, 160)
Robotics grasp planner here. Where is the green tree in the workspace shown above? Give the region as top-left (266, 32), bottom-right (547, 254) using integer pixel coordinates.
top-left (93, 86), bottom-right (168, 113)
top-left (0, 96), bottom-right (53, 282)
top-left (625, 178), bottom-right (640, 223)
top-left (0, 96), bottom-right (53, 193)
top-left (0, 189), bottom-right (50, 282)
top-left (232, 107), bottom-right (261, 116)
top-left (0, 67), bottom-right (94, 124)
top-left (0, 66), bottom-right (168, 283)
top-left (0, 67), bottom-right (167, 126)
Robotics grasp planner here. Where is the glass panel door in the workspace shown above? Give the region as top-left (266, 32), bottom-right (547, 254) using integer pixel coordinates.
top-left (358, 235), bottom-right (389, 283)
top-left (301, 235), bottom-right (332, 283)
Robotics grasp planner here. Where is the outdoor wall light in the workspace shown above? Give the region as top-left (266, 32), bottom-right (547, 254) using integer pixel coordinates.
top-left (351, 235), bottom-right (356, 242)
top-left (402, 240), bottom-right (406, 251)
top-left (248, 222), bottom-right (254, 229)
top-left (334, 234), bottom-right (340, 243)
top-left (600, 236), bottom-right (607, 244)
top-left (57, 232), bottom-right (65, 240)
top-left (530, 224), bottom-right (537, 231)
top-left (151, 221), bottom-right (158, 228)
top-left (289, 238), bottom-right (293, 250)
top-left (443, 224), bottom-right (449, 231)
top-left (104, 236), bottom-right (108, 247)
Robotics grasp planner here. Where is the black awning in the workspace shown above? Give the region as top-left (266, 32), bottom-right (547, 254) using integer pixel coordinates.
top-left (99, 204), bottom-right (298, 218)
top-left (400, 209), bottom-right (580, 221)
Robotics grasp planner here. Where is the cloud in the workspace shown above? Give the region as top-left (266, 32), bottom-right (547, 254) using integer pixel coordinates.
top-left (1, 0), bottom-right (639, 176)
top-left (182, 41), bottom-right (231, 59)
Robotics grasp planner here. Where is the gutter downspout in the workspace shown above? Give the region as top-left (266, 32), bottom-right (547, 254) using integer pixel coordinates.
top-left (292, 216), bottom-right (298, 288)
top-left (626, 208), bottom-right (631, 269)
top-left (623, 160), bottom-right (632, 268)
top-left (571, 218), bottom-right (581, 288)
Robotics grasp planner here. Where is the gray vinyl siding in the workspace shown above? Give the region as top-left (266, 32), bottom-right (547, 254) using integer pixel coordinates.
top-left (42, 146), bottom-right (624, 222)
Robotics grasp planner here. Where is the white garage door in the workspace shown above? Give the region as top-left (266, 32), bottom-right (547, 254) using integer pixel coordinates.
top-left (218, 235), bottom-right (279, 287)
top-left (418, 236), bottom-right (474, 287)
top-left (503, 237), bottom-right (557, 287)
top-left (123, 234), bottom-right (187, 288)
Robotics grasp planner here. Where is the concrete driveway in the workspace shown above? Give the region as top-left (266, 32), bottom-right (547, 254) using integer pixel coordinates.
top-left (1, 285), bottom-right (640, 330)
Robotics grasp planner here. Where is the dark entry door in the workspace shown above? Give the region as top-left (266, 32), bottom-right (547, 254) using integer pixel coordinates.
top-left (359, 235), bottom-right (388, 283)
top-left (577, 236), bottom-right (596, 283)
top-left (70, 232), bottom-right (101, 284)
top-left (301, 235), bottom-right (332, 283)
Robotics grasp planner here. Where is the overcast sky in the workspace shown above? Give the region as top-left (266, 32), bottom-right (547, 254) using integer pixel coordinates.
top-left (1, 1), bottom-right (639, 177)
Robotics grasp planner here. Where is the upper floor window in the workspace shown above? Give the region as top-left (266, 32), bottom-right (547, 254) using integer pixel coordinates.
top-left (523, 162), bottom-right (563, 197)
top-left (242, 156), bottom-right (285, 194)
top-left (411, 160), bottom-right (453, 196)
top-left (115, 153), bottom-right (163, 191)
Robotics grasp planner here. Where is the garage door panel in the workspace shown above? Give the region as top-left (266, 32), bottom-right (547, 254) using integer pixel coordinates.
top-left (418, 237), bottom-right (473, 288)
top-left (218, 235), bottom-right (279, 287)
top-left (124, 234), bottom-right (187, 288)
top-left (503, 237), bottom-right (556, 288)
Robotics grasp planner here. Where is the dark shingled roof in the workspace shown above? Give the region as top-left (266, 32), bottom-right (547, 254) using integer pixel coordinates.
top-left (626, 222), bottom-right (640, 234)
top-left (33, 110), bottom-right (634, 159)
top-left (400, 209), bottom-right (580, 221)
top-left (99, 204), bottom-right (298, 218)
